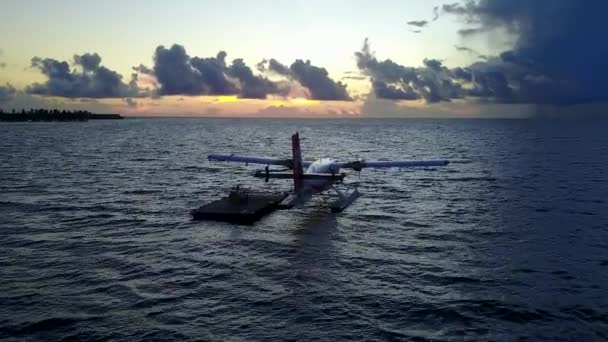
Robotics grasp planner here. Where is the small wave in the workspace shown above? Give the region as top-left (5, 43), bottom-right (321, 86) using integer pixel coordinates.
top-left (0, 201), bottom-right (41, 211)
top-left (414, 232), bottom-right (472, 242)
top-left (513, 268), bottom-right (538, 274)
top-left (122, 189), bottom-right (161, 195)
top-left (405, 305), bottom-right (475, 324)
top-left (39, 204), bottom-right (112, 212)
top-left (402, 220), bottom-right (432, 228)
top-left (2, 316), bottom-right (98, 336)
top-left (130, 158), bottom-right (158, 162)
top-left (561, 306), bottom-right (608, 323)
top-left (421, 273), bottom-right (487, 286)
top-left (441, 299), bottom-right (554, 324)
top-left (408, 176), bottom-right (497, 182)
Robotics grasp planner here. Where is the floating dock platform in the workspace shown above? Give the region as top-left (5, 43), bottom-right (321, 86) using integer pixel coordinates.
top-left (191, 190), bottom-right (288, 224)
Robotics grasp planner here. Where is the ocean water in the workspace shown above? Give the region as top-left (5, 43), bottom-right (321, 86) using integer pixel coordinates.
top-left (1, 118), bottom-right (607, 341)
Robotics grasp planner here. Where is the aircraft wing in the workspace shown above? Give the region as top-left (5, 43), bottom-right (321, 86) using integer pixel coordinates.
top-left (208, 154), bottom-right (291, 166)
top-left (339, 159), bottom-right (449, 170)
top-left (208, 154), bottom-right (314, 168)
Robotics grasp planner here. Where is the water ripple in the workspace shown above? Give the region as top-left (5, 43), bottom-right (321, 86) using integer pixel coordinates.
top-left (1, 118), bottom-right (607, 341)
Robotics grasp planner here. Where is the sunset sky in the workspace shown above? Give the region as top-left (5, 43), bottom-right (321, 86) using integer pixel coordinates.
top-left (1, 0), bottom-right (606, 117)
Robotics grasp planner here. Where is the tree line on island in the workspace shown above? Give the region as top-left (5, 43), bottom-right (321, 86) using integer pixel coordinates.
top-left (0, 108), bottom-right (123, 122)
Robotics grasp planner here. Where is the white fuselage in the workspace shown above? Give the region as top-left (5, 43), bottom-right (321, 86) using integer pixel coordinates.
top-left (302, 158), bottom-right (340, 192)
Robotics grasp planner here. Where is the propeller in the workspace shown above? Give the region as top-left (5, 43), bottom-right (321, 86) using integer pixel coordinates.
top-left (349, 160), bottom-right (366, 172)
top-left (342, 159), bottom-right (366, 172)
top-left (344, 150), bottom-right (366, 173)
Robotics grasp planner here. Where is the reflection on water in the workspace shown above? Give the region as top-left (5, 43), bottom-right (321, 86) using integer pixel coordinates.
top-left (1, 118), bottom-right (607, 341)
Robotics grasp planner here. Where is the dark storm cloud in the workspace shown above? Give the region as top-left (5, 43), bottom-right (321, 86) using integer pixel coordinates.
top-left (356, 38), bottom-right (552, 104)
top-left (0, 83), bottom-right (16, 104)
top-left (192, 52), bottom-right (240, 95)
top-left (152, 44), bottom-right (281, 99)
top-left (444, 0), bottom-right (608, 105)
top-left (268, 59), bottom-right (291, 76)
top-left (359, 0), bottom-right (608, 106)
top-left (355, 39), bottom-right (467, 103)
top-left (227, 58), bottom-right (278, 99)
top-left (24, 44), bottom-right (352, 101)
top-left (257, 58), bottom-right (352, 101)
top-left (372, 81), bottom-right (420, 100)
top-left (406, 20), bottom-right (428, 28)
top-left (152, 44), bottom-right (208, 95)
top-left (73, 53), bottom-right (101, 71)
top-left (289, 60), bottom-right (352, 101)
top-left (26, 53), bottom-right (144, 98)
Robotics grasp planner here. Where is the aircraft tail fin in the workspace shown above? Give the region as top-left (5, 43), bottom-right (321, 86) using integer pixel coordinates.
top-left (292, 132), bottom-right (304, 191)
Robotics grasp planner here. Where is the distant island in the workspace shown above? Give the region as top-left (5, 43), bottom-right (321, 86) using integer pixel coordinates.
top-left (0, 109), bottom-right (123, 122)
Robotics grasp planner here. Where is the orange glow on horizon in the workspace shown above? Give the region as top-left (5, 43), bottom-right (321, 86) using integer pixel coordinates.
top-left (213, 95), bottom-right (322, 107)
top-left (216, 95), bottom-right (240, 103)
top-left (290, 98), bottom-right (321, 105)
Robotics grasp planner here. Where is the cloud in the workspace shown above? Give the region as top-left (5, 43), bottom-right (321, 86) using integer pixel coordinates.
top-left (443, 0), bottom-right (608, 105)
top-left (0, 83), bottom-right (17, 105)
top-left (257, 58), bottom-right (352, 101)
top-left (19, 44), bottom-right (353, 103)
top-left (407, 5), bottom-right (440, 30)
top-left (151, 44), bottom-right (283, 99)
top-left (266, 58), bottom-right (292, 76)
top-left (227, 58), bottom-right (279, 99)
top-left (26, 53), bottom-right (146, 98)
top-left (432, 6), bottom-right (440, 21)
top-left (454, 45), bottom-right (489, 61)
top-left (192, 51), bottom-right (241, 96)
top-left (372, 80), bottom-right (420, 100)
top-left (407, 5), bottom-right (441, 30)
top-left (132, 63), bottom-right (153, 75)
top-left (442, 2), bottom-right (473, 16)
top-left (153, 44), bottom-right (217, 96)
top-left (355, 39), bottom-right (468, 103)
top-left (454, 45), bottom-right (475, 53)
top-left (0, 50), bottom-right (6, 68)
top-left (406, 20), bottom-right (428, 28)
top-left (358, 0), bottom-right (608, 106)
top-left (289, 60), bottom-right (352, 101)
top-left (73, 53), bottom-right (101, 71)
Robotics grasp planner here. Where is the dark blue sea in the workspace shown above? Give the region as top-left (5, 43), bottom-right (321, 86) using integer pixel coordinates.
top-left (1, 118), bottom-right (607, 341)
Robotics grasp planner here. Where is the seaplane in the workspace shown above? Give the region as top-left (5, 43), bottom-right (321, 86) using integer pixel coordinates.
top-left (207, 133), bottom-right (449, 213)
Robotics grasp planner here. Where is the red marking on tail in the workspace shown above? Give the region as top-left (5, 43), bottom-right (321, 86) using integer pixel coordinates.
top-left (292, 132), bottom-right (304, 191)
